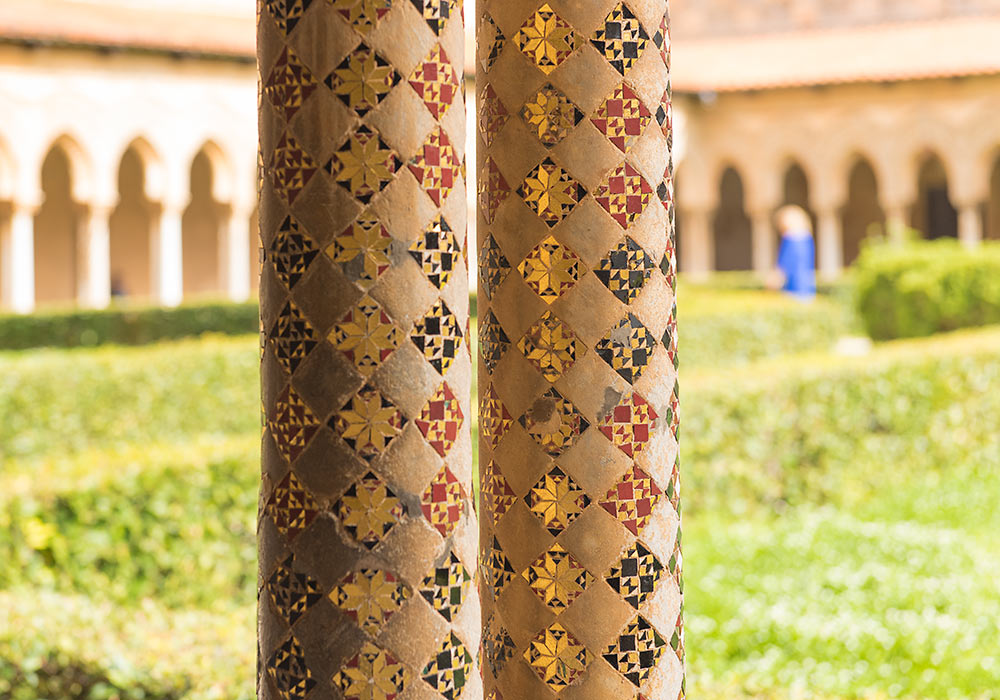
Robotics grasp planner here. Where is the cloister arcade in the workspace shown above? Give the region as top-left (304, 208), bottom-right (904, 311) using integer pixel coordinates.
top-left (0, 44), bottom-right (257, 313)
top-left (672, 76), bottom-right (1000, 279)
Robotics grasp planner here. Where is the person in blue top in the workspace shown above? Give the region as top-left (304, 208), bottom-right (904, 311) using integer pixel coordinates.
top-left (771, 205), bottom-right (816, 299)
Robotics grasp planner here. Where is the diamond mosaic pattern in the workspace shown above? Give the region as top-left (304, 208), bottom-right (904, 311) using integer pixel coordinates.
top-left (599, 391), bottom-right (659, 457)
top-left (480, 384), bottom-right (513, 450)
top-left (330, 568), bottom-right (411, 635)
top-left (415, 381), bottom-right (464, 456)
top-left (479, 310), bottom-right (510, 374)
top-left (264, 0), bottom-right (312, 36)
top-left (330, 0), bottom-right (392, 35)
top-left (266, 554), bottom-right (323, 626)
top-left (269, 300), bottom-right (318, 375)
top-left (478, 234), bottom-right (510, 300)
top-left (603, 615), bottom-right (666, 687)
top-left (524, 623), bottom-right (592, 691)
top-left (600, 465), bottom-right (663, 537)
top-left (411, 0), bottom-right (456, 34)
top-left (521, 84), bottom-right (583, 147)
top-left (270, 132), bottom-right (317, 205)
top-left (523, 543), bottom-right (593, 612)
top-left (265, 46), bottom-right (317, 122)
top-left (333, 641), bottom-right (410, 700)
top-left (605, 541), bottom-right (664, 610)
top-left (592, 82), bottom-right (652, 153)
top-left (592, 3), bottom-right (650, 76)
top-left (518, 310), bottom-right (584, 382)
top-left (525, 465), bottom-right (591, 535)
top-left (421, 632), bottom-right (473, 700)
top-left (479, 83), bottom-right (509, 148)
top-left (419, 551), bottom-right (472, 621)
top-left (483, 614), bottom-right (516, 677)
top-left (330, 383), bottom-right (406, 460)
top-left (335, 471), bottom-right (405, 549)
top-left (329, 211), bottom-right (393, 291)
top-left (270, 216), bottom-right (318, 290)
top-left (330, 295), bottom-right (402, 377)
top-left (411, 299), bottom-right (463, 375)
top-left (478, 12), bottom-right (504, 73)
top-left (326, 125), bottom-right (401, 205)
top-left (409, 126), bottom-right (462, 206)
top-left (267, 635), bottom-right (316, 700)
top-left (482, 535), bottom-right (516, 594)
top-left (409, 215), bottom-right (459, 289)
top-left (326, 41), bottom-right (399, 115)
top-left (518, 235), bottom-right (582, 304)
top-left (409, 44), bottom-right (461, 119)
top-left (596, 313), bottom-right (657, 384)
top-left (421, 466), bottom-right (466, 538)
top-left (515, 4), bottom-right (577, 75)
top-left (479, 157), bottom-right (509, 224)
top-left (265, 471), bottom-right (320, 541)
top-left (595, 236), bottom-right (656, 304)
top-left (518, 158), bottom-right (586, 227)
top-left (595, 162), bottom-right (655, 229)
top-left (482, 459), bottom-right (517, 526)
top-left (519, 388), bottom-right (590, 458)
top-left (267, 386), bottom-right (320, 464)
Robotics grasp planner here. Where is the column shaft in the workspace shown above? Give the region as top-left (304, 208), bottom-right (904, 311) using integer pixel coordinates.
top-left (751, 210), bottom-right (775, 276)
top-left (153, 205), bottom-right (184, 307)
top-left (957, 203), bottom-right (983, 249)
top-left (478, 2), bottom-right (683, 698)
top-left (224, 205), bottom-right (253, 301)
top-left (2, 205), bottom-right (36, 313)
top-left (79, 205), bottom-right (112, 309)
top-left (816, 207), bottom-right (844, 281)
top-left (885, 203), bottom-right (909, 244)
top-left (258, 3), bottom-right (479, 700)
top-left (679, 207), bottom-right (712, 280)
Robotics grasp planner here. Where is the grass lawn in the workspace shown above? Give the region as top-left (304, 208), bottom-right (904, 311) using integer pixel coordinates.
top-left (1, 296), bottom-right (998, 699)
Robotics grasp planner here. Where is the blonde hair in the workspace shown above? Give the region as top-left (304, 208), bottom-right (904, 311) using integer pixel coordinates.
top-left (776, 205), bottom-right (812, 234)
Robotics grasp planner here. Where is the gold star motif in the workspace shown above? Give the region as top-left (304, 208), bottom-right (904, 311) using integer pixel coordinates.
top-left (524, 623), bottom-right (592, 690)
top-left (515, 4), bottom-right (577, 75)
top-left (523, 543), bottom-right (593, 612)
top-left (518, 158), bottom-right (585, 226)
top-left (517, 235), bottom-right (581, 304)
top-left (328, 212), bottom-right (393, 290)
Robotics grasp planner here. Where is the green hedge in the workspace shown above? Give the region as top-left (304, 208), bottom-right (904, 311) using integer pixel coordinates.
top-left (684, 327), bottom-right (1000, 514)
top-left (855, 239), bottom-right (1000, 340)
top-left (2, 328), bottom-right (999, 698)
top-left (0, 301), bottom-right (259, 350)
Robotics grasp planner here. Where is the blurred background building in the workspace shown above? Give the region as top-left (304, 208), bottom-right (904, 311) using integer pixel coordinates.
top-left (2, 0), bottom-right (1000, 312)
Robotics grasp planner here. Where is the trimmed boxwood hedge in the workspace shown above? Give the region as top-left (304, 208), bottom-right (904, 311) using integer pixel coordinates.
top-left (855, 239), bottom-right (1000, 340)
top-left (0, 301), bottom-right (260, 350)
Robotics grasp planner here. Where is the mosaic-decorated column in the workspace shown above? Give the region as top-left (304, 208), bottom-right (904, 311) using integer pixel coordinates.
top-left (477, 2), bottom-right (683, 699)
top-left (257, 2), bottom-right (480, 700)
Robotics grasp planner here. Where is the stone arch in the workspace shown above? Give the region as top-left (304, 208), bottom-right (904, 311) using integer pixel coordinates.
top-left (987, 148), bottom-right (1000, 241)
top-left (109, 139), bottom-right (162, 300)
top-left (712, 165), bottom-right (752, 271)
top-left (841, 155), bottom-right (885, 265)
top-left (913, 151), bottom-right (957, 240)
top-left (182, 142), bottom-right (230, 298)
top-left (34, 136), bottom-right (91, 306)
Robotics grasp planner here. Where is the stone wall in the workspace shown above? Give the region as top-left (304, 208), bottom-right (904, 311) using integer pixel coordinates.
top-left (672, 0), bottom-right (1000, 37)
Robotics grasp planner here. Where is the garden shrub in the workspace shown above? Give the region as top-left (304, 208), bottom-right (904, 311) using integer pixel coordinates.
top-left (0, 301), bottom-right (259, 350)
top-left (854, 239), bottom-right (1000, 340)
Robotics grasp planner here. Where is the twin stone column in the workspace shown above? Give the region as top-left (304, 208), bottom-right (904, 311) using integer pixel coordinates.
top-left (257, 1), bottom-right (680, 698)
